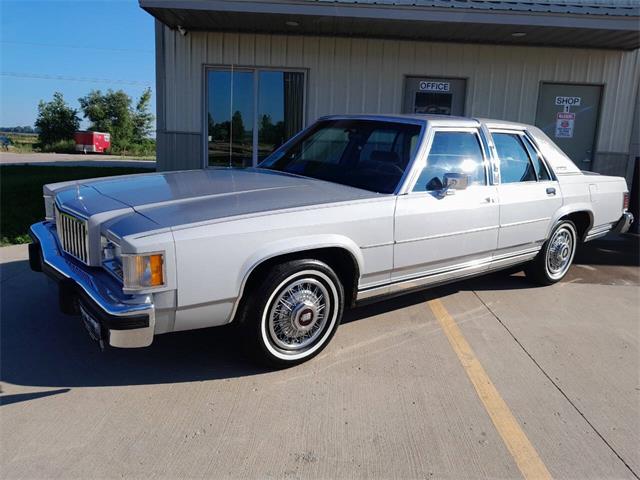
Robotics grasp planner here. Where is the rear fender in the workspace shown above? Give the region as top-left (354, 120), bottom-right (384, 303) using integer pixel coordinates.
top-left (547, 205), bottom-right (594, 240)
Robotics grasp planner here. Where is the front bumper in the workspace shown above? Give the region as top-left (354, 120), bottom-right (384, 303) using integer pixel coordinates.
top-left (29, 221), bottom-right (155, 348)
top-left (613, 211), bottom-right (634, 235)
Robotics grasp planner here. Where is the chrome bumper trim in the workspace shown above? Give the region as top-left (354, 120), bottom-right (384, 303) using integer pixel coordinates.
top-left (585, 212), bottom-right (634, 242)
top-left (613, 212), bottom-right (634, 235)
top-left (29, 221), bottom-right (155, 348)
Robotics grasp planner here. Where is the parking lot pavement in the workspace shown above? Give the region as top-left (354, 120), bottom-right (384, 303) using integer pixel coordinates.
top-left (0, 152), bottom-right (156, 169)
top-left (1, 235), bottom-right (638, 479)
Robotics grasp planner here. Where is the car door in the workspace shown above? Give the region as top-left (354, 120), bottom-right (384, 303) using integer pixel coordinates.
top-left (392, 128), bottom-right (499, 292)
top-left (490, 129), bottom-right (562, 256)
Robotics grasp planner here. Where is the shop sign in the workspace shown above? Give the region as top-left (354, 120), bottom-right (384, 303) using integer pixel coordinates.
top-left (555, 96), bottom-right (581, 107)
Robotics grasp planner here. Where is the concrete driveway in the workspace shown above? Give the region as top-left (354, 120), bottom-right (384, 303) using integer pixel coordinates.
top-left (0, 152), bottom-right (156, 169)
top-left (1, 236), bottom-right (638, 479)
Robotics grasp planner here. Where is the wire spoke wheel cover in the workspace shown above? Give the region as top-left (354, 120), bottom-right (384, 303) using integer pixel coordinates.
top-left (261, 269), bottom-right (339, 361)
top-left (545, 224), bottom-right (576, 279)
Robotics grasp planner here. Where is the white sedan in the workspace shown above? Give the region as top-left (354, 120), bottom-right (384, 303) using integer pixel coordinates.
top-left (29, 115), bottom-right (633, 366)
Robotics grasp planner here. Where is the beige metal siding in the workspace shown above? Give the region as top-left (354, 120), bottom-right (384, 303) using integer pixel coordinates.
top-left (157, 26), bottom-right (639, 169)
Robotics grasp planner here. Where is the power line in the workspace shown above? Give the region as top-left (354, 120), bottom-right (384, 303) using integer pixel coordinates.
top-left (1, 72), bottom-right (152, 87)
top-left (0, 41), bottom-right (153, 54)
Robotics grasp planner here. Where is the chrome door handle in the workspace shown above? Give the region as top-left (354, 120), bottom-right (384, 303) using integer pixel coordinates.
top-left (546, 187), bottom-right (556, 196)
top-left (481, 197), bottom-right (495, 204)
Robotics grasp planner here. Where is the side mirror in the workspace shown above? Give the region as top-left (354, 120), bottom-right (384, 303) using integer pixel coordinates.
top-left (441, 173), bottom-right (469, 194)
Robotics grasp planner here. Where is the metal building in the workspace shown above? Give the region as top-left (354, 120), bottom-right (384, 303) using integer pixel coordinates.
top-left (140, 0), bottom-right (640, 183)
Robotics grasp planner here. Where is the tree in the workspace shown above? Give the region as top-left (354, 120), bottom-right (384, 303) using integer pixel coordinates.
top-left (78, 88), bottom-right (154, 152)
top-left (132, 88), bottom-right (153, 143)
top-left (259, 114), bottom-right (285, 147)
top-left (34, 92), bottom-right (80, 146)
top-left (231, 110), bottom-right (245, 141)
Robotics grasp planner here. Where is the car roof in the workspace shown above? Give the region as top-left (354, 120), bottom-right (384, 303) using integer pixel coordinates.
top-left (318, 114), bottom-right (530, 130)
top-left (478, 118), bottom-right (530, 130)
top-left (319, 114), bottom-right (475, 127)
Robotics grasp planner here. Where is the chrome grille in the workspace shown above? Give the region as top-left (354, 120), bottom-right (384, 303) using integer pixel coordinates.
top-left (55, 207), bottom-right (89, 264)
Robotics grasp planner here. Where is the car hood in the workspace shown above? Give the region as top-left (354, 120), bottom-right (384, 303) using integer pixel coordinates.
top-left (54, 168), bottom-right (379, 230)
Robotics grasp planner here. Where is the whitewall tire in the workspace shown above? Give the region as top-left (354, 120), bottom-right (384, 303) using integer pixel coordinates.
top-left (240, 259), bottom-right (344, 367)
top-left (526, 220), bottom-right (577, 285)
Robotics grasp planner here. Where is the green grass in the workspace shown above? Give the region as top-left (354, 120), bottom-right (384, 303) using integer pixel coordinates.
top-left (0, 132), bottom-right (156, 158)
top-left (0, 132), bottom-right (38, 153)
top-left (0, 165), bottom-right (154, 246)
top-left (37, 139), bottom-right (76, 154)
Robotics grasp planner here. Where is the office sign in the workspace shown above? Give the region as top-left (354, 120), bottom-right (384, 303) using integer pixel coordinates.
top-left (419, 81), bottom-right (450, 92)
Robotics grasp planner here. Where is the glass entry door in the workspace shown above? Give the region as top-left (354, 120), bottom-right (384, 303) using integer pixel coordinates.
top-left (207, 70), bottom-right (254, 167)
top-left (207, 68), bottom-right (305, 167)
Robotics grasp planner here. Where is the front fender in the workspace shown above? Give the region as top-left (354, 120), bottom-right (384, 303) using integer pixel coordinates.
top-left (237, 234), bottom-right (365, 294)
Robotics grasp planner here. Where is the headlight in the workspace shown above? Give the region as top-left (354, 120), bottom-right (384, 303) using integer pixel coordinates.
top-left (101, 235), bottom-right (121, 262)
top-left (123, 253), bottom-right (165, 289)
top-left (44, 195), bottom-right (54, 221)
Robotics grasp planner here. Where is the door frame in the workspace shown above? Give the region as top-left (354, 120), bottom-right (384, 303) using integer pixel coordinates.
top-left (534, 81), bottom-right (605, 166)
top-left (402, 75), bottom-right (469, 116)
top-left (390, 125), bottom-right (499, 286)
top-left (202, 64), bottom-right (308, 168)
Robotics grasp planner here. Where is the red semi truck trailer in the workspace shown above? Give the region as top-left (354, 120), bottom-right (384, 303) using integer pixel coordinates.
top-left (74, 131), bottom-right (111, 153)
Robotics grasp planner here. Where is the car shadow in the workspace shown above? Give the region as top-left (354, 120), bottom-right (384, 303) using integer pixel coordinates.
top-left (1, 233), bottom-right (636, 389)
top-left (1, 263), bottom-right (269, 389)
top-left (573, 233), bottom-right (639, 267)
top-left (0, 389), bottom-right (70, 407)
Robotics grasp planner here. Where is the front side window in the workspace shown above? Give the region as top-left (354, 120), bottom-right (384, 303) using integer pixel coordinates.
top-left (413, 131), bottom-right (486, 192)
top-left (492, 133), bottom-right (537, 184)
top-left (260, 119), bottom-right (422, 194)
top-left (207, 68), bottom-right (305, 168)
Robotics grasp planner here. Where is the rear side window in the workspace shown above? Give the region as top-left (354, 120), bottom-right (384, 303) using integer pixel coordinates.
top-left (492, 133), bottom-right (537, 183)
top-left (413, 131), bottom-right (486, 192)
top-left (522, 135), bottom-right (551, 181)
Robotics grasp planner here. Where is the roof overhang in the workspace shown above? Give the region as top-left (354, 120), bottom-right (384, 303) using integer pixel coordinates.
top-left (140, 0), bottom-right (640, 50)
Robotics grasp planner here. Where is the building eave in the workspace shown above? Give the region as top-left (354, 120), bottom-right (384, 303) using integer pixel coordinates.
top-left (140, 0), bottom-right (640, 50)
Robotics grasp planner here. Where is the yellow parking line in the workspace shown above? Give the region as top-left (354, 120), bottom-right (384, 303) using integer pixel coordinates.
top-left (428, 299), bottom-right (552, 480)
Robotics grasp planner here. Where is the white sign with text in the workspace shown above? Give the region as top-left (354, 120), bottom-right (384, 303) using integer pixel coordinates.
top-left (555, 96), bottom-right (581, 107)
top-left (419, 81), bottom-right (450, 92)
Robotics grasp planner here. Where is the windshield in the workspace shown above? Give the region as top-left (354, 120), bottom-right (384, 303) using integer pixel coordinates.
top-left (258, 119), bottom-right (423, 193)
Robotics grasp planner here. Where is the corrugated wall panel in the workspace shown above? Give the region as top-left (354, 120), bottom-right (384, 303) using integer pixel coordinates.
top-left (158, 28), bottom-right (639, 168)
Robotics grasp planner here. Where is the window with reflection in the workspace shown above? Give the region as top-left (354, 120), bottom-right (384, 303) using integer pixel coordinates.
top-left (207, 68), bottom-right (304, 167)
top-left (522, 135), bottom-right (551, 181)
top-left (492, 133), bottom-right (537, 183)
top-left (413, 131), bottom-right (486, 192)
top-left (260, 119), bottom-right (422, 194)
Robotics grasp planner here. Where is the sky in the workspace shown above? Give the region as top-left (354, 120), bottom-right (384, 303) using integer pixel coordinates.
top-left (0, 0), bottom-right (155, 130)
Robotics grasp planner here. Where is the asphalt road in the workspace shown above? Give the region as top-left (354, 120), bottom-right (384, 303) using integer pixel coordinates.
top-left (0, 152), bottom-right (156, 169)
top-left (1, 235), bottom-right (638, 479)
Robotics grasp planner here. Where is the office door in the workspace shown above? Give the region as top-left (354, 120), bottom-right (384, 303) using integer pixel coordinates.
top-left (403, 77), bottom-right (466, 116)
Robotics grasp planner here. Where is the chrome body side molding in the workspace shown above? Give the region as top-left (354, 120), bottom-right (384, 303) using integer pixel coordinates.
top-left (584, 223), bottom-right (615, 242)
top-left (356, 246), bottom-right (541, 301)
